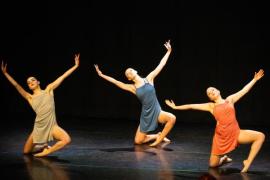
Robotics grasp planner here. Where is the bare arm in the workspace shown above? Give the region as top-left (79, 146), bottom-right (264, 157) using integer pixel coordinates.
top-left (46, 53), bottom-right (80, 91)
top-left (146, 40), bottom-right (172, 83)
top-left (227, 69), bottom-right (264, 104)
top-left (94, 64), bottom-right (136, 94)
top-left (1, 61), bottom-right (31, 100)
top-left (165, 99), bottom-right (214, 113)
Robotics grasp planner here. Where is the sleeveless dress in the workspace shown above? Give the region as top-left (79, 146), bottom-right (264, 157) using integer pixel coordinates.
top-left (135, 78), bottom-right (161, 133)
top-left (31, 90), bottom-right (57, 144)
top-left (211, 100), bottom-right (240, 155)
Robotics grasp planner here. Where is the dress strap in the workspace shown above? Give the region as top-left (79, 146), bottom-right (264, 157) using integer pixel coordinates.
top-left (143, 78), bottom-right (149, 84)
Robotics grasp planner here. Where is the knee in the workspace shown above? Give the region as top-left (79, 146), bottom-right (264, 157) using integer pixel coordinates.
top-left (134, 138), bottom-right (143, 145)
top-left (209, 161), bottom-right (219, 168)
top-left (23, 149), bottom-right (31, 154)
top-left (134, 135), bottom-right (144, 145)
top-left (208, 156), bottom-right (220, 168)
top-left (169, 114), bottom-right (176, 125)
top-left (63, 136), bottom-right (71, 145)
top-left (258, 132), bottom-right (265, 142)
top-left (23, 146), bottom-right (32, 154)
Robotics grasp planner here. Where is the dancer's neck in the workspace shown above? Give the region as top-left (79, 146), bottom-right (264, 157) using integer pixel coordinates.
top-left (32, 87), bottom-right (42, 95)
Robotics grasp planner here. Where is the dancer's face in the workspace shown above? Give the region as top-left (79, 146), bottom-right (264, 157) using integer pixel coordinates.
top-left (27, 77), bottom-right (40, 90)
top-left (206, 87), bottom-right (220, 101)
top-left (125, 68), bottom-right (137, 81)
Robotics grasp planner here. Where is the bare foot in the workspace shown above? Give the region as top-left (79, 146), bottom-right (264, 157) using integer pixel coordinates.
top-left (32, 143), bottom-right (49, 154)
top-left (149, 141), bottom-right (159, 147)
top-left (241, 160), bottom-right (251, 173)
top-left (163, 137), bottom-right (171, 143)
top-left (34, 147), bottom-right (51, 157)
top-left (219, 155), bottom-right (232, 167)
top-left (160, 141), bottom-right (171, 148)
top-left (158, 132), bottom-right (171, 143)
top-left (223, 155), bottom-right (232, 163)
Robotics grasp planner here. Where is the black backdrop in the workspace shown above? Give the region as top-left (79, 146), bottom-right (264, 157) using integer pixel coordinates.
top-left (0, 1), bottom-right (269, 127)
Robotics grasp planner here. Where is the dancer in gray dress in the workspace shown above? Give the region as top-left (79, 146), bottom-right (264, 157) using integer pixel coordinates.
top-left (94, 40), bottom-right (176, 147)
top-left (1, 54), bottom-right (80, 157)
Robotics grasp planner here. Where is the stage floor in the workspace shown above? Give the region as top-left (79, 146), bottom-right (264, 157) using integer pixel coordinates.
top-left (0, 118), bottom-right (269, 180)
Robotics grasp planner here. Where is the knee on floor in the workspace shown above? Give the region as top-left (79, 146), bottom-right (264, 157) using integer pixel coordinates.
top-left (208, 161), bottom-right (219, 168)
top-left (134, 138), bottom-right (143, 145)
top-left (23, 149), bottom-right (32, 154)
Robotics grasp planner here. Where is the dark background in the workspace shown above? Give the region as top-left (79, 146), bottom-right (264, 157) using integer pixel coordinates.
top-left (0, 1), bottom-right (269, 128)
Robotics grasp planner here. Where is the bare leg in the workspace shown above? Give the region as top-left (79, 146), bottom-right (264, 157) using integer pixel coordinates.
top-left (134, 126), bottom-right (171, 144)
top-left (134, 126), bottom-right (158, 144)
top-left (209, 154), bottom-right (232, 167)
top-left (237, 130), bottom-right (265, 172)
top-left (34, 126), bottom-right (71, 157)
top-left (23, 133), bottom-right (34, 154)
top-left (149, 111), bottom-right (176, 147)
top-left (32, 143), bottom-right (50, 154)
top-left (209, 154), bottom-right (221, 167)
top-left (158, 132), bottom-right (171, 143)
top-left (220, 155), bottom-right (232, 164)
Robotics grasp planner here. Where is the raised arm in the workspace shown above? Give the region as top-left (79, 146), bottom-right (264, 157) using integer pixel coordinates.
top-left (165, 99), bottom-right (214, 113)
top-left (227, 69), bottom-right (264, 104)
top-left (94, 64), bottom-right (136, 94)
top-left (46, 53), bottom-right (80, 91)
top-left (146, 40), bottom-right (172, 83)
top-left (1, 61), bottom-right (31, 100)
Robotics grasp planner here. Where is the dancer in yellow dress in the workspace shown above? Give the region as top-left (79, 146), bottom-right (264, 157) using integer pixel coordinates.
top-left (1, 54), bottom-right (80, 157)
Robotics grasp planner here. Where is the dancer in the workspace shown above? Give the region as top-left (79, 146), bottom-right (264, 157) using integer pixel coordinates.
top-left (165, 69), bottom-right (265, 172)
top-left (94, 40), bottom-right (176, 147)
top-left (1, 54), bottom-right (80, 157)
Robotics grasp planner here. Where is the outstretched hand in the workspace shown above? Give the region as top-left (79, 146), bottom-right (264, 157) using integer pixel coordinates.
top-left (165, 99), bottom-right (175, 109)
top-left (164, 40), bottom-right (172, 51)
top-left (94, 64), bottom-right (103, 76)
top-left (1, 61), bottom-right (7, 74)
top-left (254, 69), bottom-right (264, 81)
top-left (74, 53), bottom-right (80, 67)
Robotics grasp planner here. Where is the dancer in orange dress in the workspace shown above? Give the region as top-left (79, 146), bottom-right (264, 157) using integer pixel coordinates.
top-left (165, 69), bottom-right (265, 172)
top-left (211, 100), bottom-right (240, 156)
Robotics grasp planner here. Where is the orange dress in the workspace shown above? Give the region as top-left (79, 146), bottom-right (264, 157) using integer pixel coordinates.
top-left (211, 100), bottom-right (240, 155)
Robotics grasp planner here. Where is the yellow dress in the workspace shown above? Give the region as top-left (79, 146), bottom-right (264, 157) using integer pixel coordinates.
top-left (31, 90), bottom-right (57, 144)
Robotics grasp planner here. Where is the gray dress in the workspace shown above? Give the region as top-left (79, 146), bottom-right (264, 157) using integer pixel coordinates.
top-left (136, 78), bottom-right (161, 133)
top-left (31, 90), bottom-right (57, 144)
